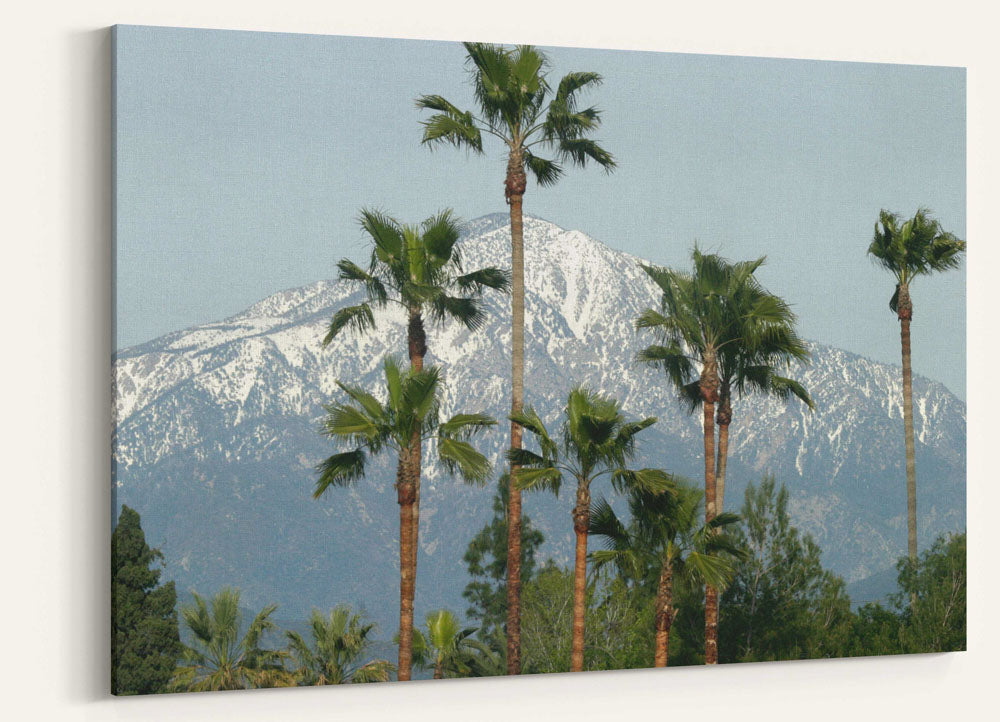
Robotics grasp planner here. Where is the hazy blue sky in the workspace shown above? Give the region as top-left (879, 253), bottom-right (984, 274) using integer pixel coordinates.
top-left (114, 26), bottom-right (966, 398)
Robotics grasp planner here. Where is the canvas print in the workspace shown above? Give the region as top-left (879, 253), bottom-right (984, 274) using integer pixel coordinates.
top-left (111, 25), bottom-right (966, 694)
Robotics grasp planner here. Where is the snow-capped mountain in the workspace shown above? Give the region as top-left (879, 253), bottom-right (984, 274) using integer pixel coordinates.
top-left (112, 214), bottom-right (966, 630)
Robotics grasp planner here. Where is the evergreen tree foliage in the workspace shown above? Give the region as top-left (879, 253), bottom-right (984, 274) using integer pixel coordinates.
top-left (849, 532), bottom-right (966, 656)
top-left (111, 505), bottom-right (182, 695)
top-left (461, 475), bottom-right (545, 640)
top-left (718, 477), bottom-right (853, 662)
top-left (519, 562), bottom-right (653, 673)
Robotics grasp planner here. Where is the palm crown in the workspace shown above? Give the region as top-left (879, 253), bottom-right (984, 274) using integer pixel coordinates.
top-left (172, 588), bottom-right (292, 692)
top-left (867, 207), bottom-right (966, 315)
top-left (590, 485), bottom-right (742, 593)
top-left (416, 43), bottom-right (616, 191)
top-left (508, 386), bottom-right (672, 495)
top-left (285, 606), bottom-right (393, 685)
top-left (637, 250), bottom-right (807, 403)
top-left (410, 609), bottom-right (489, 679)
top-left (325, 209), bottom-right (510, 345)
top-left (314, 356), bottom-right (496, 497)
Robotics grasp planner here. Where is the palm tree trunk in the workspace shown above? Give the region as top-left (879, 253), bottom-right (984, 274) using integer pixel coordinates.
top-left (396, 457), bottom-right (417, 681)
top-left (898, 284), bottom-right (918, 608)
top-left (654, 560), bottom-right (674, 668)
top-left (701, 355), bottom-right (719, 665)
top-left (571, 483), bottom-right (591, 672)
top-left (434, 660), bottom-right (444, 680)
top-left (715, 391), bottom-right (732, 512)
top-left (407, 308), bottom-right (427, 631)
top-left (505, 148), bottom-right (527, 676)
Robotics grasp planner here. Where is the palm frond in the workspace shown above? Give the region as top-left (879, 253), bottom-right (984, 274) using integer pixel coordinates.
top-left (359, 208), bottom-right (404, 264)
top-left (416, 105), bottom-right (484, 153)
top-left (612, 467), bottom-right (676, 494)
top-left (438, 438), bottom-right (491, 485)
top-left (454, 267), bottom-right (511, 294)
top-left (420, 209), bottom-right (463, 266)
top-left (314, 450), bottom-right (366, 498)
top-left (511, 466), bottom-right (563, 493)
top-left (523, 150), bottom-right (564, 186)
top-left (556, 137), bottom-right (616, 170)
top-left (324, 304), bottom-right (376, 346)
top-left (438, 413), bottom-right (496, 439)
top-left (431, 294), bottom-right (485, 331)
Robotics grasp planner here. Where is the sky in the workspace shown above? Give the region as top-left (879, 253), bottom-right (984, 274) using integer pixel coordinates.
top-left (114, 25), bottom-right (966, 399)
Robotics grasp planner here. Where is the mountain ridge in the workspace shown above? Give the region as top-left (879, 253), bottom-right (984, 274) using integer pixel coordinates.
top-left (112, 214), bottom-right (966, 631)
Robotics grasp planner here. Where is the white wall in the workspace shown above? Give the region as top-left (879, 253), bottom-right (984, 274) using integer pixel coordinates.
top-left (2, 1), bottom-right (995, 719)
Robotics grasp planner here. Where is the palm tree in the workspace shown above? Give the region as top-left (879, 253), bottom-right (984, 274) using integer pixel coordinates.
top-left (410, 610), bottom-right (490, 679)
top-left (324, 208), bottom-right (510, 622)
top-left (867, 208), bottom-right (965, 578)
top-left (670, 260), bottom-right (814, 512)
top-left (285, 606), bottom-right (394, 685)
top-left (590, 484), bottom-right (742, 667)
top-left (509, 386), bottom-right (673, 671)
top-left (417, 43), bottom-right (616, 674)
top-left (637, 249), bottom-right (795, 664)
top-left (314, 356), bottom-right (495, 681)
top-left (171, 588), bottom-right (293, 692)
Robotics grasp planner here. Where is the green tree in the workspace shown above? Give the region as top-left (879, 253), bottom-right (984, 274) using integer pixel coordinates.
top-left (172, 588), bottom-right (293, 691)
top-left (418, 43), bottom-right (616, 674)
top-left (519, 562), bottom-right (653, 673)
top-left (589, 483), bottom-right (742, 667)
top-left (510, 386), bottom-right (673, 671)
top-left (462, 474), bottom-right (545, 640)
top-left (639, 250), bottom-right (791, 663)
top-left (867, 208), bottom-right (965, 578)
top-left (285, 606), bottom-right (394, 685)
top-left (896, 532), bottom-right (966, 652)
top-left (410, 610), bottom-right (490, 679)
top-left (846, 602), bottom-right (905, 657)
top-left (324, 208), bottom-right (509, 632)
top-left (719, 477), bottom-right (853, 662)
top-left (111, 505), bottom-right (182, 695)
top-left (314, 356), bottom-right (495, 680)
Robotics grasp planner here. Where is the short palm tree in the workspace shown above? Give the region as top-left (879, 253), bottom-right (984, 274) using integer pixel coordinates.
top-left (171, 588), bottom-right (293, 692)
top-left (638, 249), bottom-right (795, 664)
top-left (510, 386), bottom-right (673, 672)
top-left (324, 208), bottom-right (509, 618)
top-left (285, 606), bottom-right (394, 685)
top-left (590, 484), bottom-right (742, 667)
top-left (314, 356), bottom-right (495, 681)
top-left (867, 208), bottom-right (965, 575)
top-left (418, 43), bottom-right (615, 674)
top-left (410, 609), bottom-right (490, 679)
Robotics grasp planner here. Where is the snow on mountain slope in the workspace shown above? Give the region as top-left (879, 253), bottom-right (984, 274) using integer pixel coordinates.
top-left (112, 214), bottom-right (966, 629)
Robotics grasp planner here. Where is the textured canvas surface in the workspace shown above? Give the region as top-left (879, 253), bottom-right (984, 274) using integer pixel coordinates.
top-left (111, 25), bottom-right (966, 693)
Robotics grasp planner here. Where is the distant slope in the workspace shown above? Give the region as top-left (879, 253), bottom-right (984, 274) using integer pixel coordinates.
top-left (846, 567), bottom-right (900, 609)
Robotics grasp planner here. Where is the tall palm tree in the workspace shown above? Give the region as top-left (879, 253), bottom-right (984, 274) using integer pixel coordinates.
top-left (417, 43), bottom-right (616, 674)
top-left (867, 208), bottom-right (965, 577)
top-left (637, 250), bottom-right (793, 664)
top-left (509, 386), bottom-right (673, 671)
top-left (324, 208), bottom-right (510, 618)
top-left (314, 356), bottom-right (496, 680)
top-left (285, 606), bottom-right (394, 685)
top-left (171, 588), bottom-right (294, 692)
top-left (671, 261), bottom-right (814, 512)
top-left (590, 484), bottom-right (742, 667)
